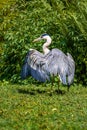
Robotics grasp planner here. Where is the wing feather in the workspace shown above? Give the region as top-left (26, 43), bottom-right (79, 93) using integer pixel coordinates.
top-left (21, 48), bottom-right (75, 85)
top-left (45, 49), bottom-right (69, 84)
top-left (26, 49), bottom-right (50, 82)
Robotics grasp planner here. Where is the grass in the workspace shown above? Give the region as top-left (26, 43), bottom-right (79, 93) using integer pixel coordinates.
top-left (0, 0), bottom-right (15, 9)
top-left (0, 81), bottom-right (87, 130)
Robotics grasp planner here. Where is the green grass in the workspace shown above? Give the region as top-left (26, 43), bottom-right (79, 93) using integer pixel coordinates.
top-left (0, 0), bottom-right (15, 9)
top-left (0, 81), bottom-right (87, 130)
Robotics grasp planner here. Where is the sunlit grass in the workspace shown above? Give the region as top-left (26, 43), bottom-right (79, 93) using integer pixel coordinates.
top-left (0, 81), bottom-right (87, 130)
top-left (0, 0), bottom-right (15, 9)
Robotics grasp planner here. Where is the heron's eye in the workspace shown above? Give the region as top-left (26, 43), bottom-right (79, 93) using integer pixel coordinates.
top-left (41, 33), bottom-right (48, 38)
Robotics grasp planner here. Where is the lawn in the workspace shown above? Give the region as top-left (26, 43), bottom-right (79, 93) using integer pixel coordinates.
top-left (0, 81), bottom-right (87, 130)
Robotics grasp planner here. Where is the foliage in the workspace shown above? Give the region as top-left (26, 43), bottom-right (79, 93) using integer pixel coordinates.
top-left (0, 0), bottom-right (87, 85)
top-left (0, 81), bottom-right (87, 130)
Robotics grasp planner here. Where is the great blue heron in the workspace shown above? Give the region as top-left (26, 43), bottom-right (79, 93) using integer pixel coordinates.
top-left (21, 34), bottom-right (75, 91)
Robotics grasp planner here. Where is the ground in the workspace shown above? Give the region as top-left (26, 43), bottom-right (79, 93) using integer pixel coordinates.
top-left (0, 81), bottom-right (87, 130)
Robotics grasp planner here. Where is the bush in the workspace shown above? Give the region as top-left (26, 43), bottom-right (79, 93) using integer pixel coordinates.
top-left (0, 0), bottom-right (87, 85)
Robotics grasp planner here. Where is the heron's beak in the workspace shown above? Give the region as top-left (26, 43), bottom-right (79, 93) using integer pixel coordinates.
top-left (33, 37), bottom-right (41, 42)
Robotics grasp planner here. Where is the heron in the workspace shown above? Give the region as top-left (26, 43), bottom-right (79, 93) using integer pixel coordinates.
top-left (21, 34), bottom-right (75, 91)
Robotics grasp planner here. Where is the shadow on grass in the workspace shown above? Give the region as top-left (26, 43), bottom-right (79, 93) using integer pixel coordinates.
top-left (17, 88), bottom-right (66, 96)
top-left (17, 88), bottom-right (46, 95)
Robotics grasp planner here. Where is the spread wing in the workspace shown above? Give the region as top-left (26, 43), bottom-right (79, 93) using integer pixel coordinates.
top-left (45, 49), bottom-right (75, 85)
top-left (21, 49), bottom-right (50, 82)
top-left (67, 53), bottom-right (75, 85)
top-left (21, 48), bottom-right (75, 85)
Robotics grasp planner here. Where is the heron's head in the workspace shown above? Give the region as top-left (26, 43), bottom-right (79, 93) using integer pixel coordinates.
top-left (33, 34), bottom-right (52, 43)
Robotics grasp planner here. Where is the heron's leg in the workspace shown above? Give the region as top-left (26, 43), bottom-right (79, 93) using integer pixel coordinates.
top-left (66, 76), bottom-right (70, 92)
top-left (58, 77), bottom-right (60, 93)
top-left (50, 74), bottom-right (54, 91)
top-left (67, 84), bottom-right (70, 91)
top-left (48, 75), bottom-right (54, 95)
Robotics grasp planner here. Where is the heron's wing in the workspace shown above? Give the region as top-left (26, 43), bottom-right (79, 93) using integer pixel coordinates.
top-left (45, 49), bottom-right (69, 84)
top-left (67, 53), bottom-right (75, 85)
top-left (21, 49), bottom-right (50, 82)
top-left (21, 51), bottom-right (31, 79)
top-left (29, 50), bottom-right (50, 82)
top-left (46, 49), bottom-right (75, 85)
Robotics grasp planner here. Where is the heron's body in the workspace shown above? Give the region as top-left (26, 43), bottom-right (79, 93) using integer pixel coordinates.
top-left (21, 34), bottom-right (75, 90)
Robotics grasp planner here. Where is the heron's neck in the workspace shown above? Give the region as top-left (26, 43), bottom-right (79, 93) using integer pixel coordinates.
top-left (42, 37), bottom-right (52, 54)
